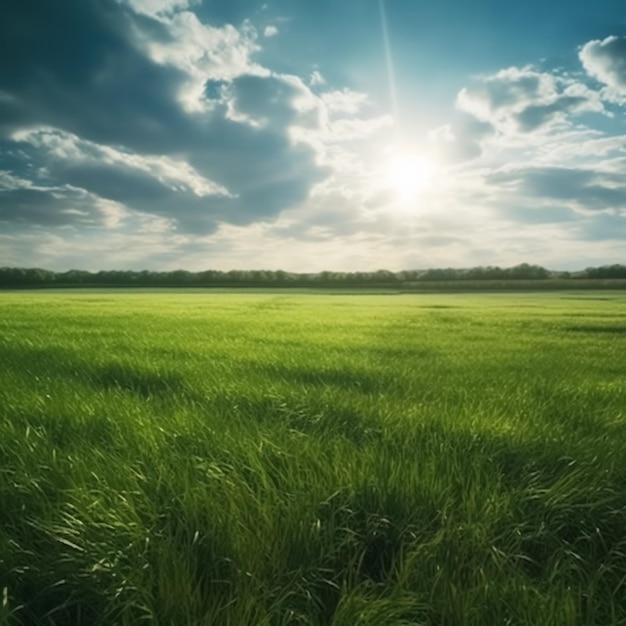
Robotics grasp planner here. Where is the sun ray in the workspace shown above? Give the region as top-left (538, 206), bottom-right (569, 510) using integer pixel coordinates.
top-left (378, 0), bottom-right (399, 129)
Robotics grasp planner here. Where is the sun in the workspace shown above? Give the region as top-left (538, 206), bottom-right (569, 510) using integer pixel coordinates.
top-left (383, 153), bottom-right (439, 201)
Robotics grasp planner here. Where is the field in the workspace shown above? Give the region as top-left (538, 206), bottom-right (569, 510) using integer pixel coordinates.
top-left (1, 291), bottom-right (626, 625)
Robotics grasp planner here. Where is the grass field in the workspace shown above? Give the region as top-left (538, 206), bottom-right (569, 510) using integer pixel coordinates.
top-left (1, 290), bottom-right (626, 625)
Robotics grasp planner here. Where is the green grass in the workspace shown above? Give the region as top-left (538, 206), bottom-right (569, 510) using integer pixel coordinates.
top-left (1, 291), bottom-right (626, 625)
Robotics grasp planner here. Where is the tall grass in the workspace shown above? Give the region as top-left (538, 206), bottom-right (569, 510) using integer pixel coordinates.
top-left (1, 291), bottom-right (626, 624)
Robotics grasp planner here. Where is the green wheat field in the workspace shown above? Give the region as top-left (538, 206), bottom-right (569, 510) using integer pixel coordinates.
top-left (1, 290), bottom-right (626, 625)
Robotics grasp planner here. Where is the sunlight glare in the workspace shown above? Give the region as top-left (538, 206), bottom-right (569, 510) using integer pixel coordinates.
top-left (383, 153), bottom-right (439, 201)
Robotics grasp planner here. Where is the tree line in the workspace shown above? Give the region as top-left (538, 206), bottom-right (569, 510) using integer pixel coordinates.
top-left (1, 263), bottom-right (626, 289)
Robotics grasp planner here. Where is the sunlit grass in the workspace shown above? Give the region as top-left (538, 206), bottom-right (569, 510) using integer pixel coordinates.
top-left (1, 291), bottom-right (626, 624)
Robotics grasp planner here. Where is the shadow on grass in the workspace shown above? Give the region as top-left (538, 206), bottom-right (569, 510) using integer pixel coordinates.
top-left (2, 344), bottom-right (194, 401)
top-left (5, 408), bottom-right (122, 455)
top-left (254, 362), bottom-right (389, 394)
top-left (95, 362), bottom-right (188, 398)
top-left (208, 393), bottom-right (384, 446)
top-left (7, 579), bottom-right (105, 626)
top-left (561, 296), bottom-right (617, 301)
top-left (563, 324), bottom-right (626, 334)
top-left (390, 419), bottom-right (626, 579)
top-left (4, 405), bottom-right (626, 624)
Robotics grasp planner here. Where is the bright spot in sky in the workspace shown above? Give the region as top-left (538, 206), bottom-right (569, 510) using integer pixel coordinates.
top-left (383, 153), bottom-right (440, 202)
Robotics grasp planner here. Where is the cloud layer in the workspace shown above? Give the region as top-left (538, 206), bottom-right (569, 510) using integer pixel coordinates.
top-left (0, 0), bottom-right (625, 271)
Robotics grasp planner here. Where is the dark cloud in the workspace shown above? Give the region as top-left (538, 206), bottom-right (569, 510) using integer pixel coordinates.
top-left (0, 0), bottom-right (329, 233)
top-left (0, 186), bottom-right (116, 227)
top-left (576, 212), bottom-right (626, 241)
top-left (231, 75), bottom-right (320, 127)
top-left (0, 0), bottom-right (191, 151)
top-left (500, 204), bottom-right (577, 224)
top-left (0, 140), bottom-right (38, 179)
top-left (0, 122), bottom-right (328, 236)
top-left (515, 96), bottom-right (590, 132)
top-left (488, 166), bottom-right (626, 211)
top-left (56, 162), bottom-right (182, 204)
top-left (478, 72), bottom-right (543, 111)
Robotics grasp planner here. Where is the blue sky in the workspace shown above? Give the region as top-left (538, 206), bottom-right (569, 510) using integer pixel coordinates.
top-left (1, 0), bottom-right (625, 271)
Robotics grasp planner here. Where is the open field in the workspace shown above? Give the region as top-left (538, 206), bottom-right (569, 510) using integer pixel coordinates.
top-left (1, 291), bottom-right (626, 625)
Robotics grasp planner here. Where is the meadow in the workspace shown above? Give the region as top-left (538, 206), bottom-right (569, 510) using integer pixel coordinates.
top-left (1, 290), bottom-right (625, 625)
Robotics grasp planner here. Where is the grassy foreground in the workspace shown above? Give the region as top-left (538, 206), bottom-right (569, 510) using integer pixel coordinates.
top-left (1, 291), bottom-right (626, 625)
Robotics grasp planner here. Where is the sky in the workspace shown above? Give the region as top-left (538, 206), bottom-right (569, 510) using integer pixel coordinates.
top-left (0, 0), bottom-right (625, 272)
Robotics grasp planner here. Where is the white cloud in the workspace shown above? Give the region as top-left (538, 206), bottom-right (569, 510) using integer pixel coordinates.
top-left (428, 124), bottom-right (456, 144)
top-left (131, 11), bottom-right (267, 112)
top-left (321, 89), bottom-right (369, 115)
top-left (15, 127), bottom-right (231, 198)
top-left (264, 25), bottom-right (278, 38)
top-left (457, 66), bottom-right (604, 135)
top-left (123, 0), bottom-right (193, 17)
top-left (427, 115), bottom-right (495, 164)
top-left (0, 170), bottom-right (38, 191)
top-left (580, 36), bottom-right (626, 103)
top-left (530, 130), bottom-right (626, 164)
top-left (310, 70), bottom-right (325, 86)
top-left (322, 115), bottom-right (393, 143)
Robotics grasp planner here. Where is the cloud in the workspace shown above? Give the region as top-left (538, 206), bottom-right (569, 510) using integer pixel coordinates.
top-left (8, 116), bottom-right (328, 234)
top-left (457, 66), bottom-right (604, 134)
top-left (123, 0), bottom-right (194, 17)
top-left (533, 133), bottom-right (626, 166)
top-left (264, 25), bottom-right (278, 38)
top-left (580, 36), bottom-right (626, 103)
top-left (0, 0), bottom-right (192, 152)
top-left (487, 165), bottom-right (626, 212)
top-left (428, 116), bottom-right (494, 163)
top-left (321, 89), bottom-right (369, 115)
top-left (311, 89), bottom-right (391, 144)
top-left (225, 73), bottom-right (322, 129)
top-left (0, 0), bottom-right (340, 234)
top-left (15, 128), bottom-right (230, 197)
top-left (132, 10), bottom-right (266, 112)
top-left (499, 203), bottom-right (578, 225)
top-left (117, 0), bottom-right (191, 17)
top-left (514, 95), bottom-right (593, 132)
top-left (321, 115), bottom-right (393, 144)
top-left (0, 172), bottom-right (126, 228)
top-left (474, 162), bottom-right (626, 244)
top-left (3, 2), bottom-right (625, 271)
top-left (576, 212), bottom-right (626, 242)
top-left (310, 70), bottom-right (325, 86)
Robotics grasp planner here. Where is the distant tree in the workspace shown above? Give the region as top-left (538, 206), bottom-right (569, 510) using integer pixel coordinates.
top-left (60, 269), bottom-right (92, 284)
top-left (420, 268), bottom-right (459, 281)
top-left (585, 264), bottom-right (626, 279)
top-left (507, 263), bottom-right (549, 280)
top-left (1, 262), bottom-right (625, 289)
top-left (373, 269), bottom-right (396, 283)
